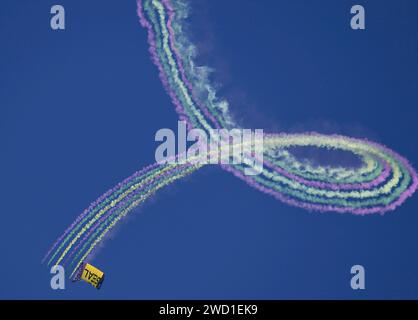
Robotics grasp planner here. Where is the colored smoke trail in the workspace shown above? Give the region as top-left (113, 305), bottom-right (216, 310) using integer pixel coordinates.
top-left (43, 0), bottom-right (417, 276)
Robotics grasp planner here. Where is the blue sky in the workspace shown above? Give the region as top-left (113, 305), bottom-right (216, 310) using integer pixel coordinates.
top-left (1, 0), bottom-right (418, 299)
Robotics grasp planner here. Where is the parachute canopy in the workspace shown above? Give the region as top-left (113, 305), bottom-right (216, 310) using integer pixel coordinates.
top-left (73, 262), bottom-right (105, 289)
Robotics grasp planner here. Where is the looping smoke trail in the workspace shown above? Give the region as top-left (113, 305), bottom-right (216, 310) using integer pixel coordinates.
top-left (43, 0), bottom-right (417, 277)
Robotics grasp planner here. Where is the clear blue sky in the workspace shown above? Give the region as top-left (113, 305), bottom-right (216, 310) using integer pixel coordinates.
top-left (1, 0), bottom-right (418, 299)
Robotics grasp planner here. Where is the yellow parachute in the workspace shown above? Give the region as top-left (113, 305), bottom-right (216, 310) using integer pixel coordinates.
top-left (72, 262), bottom-right (105, 289)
